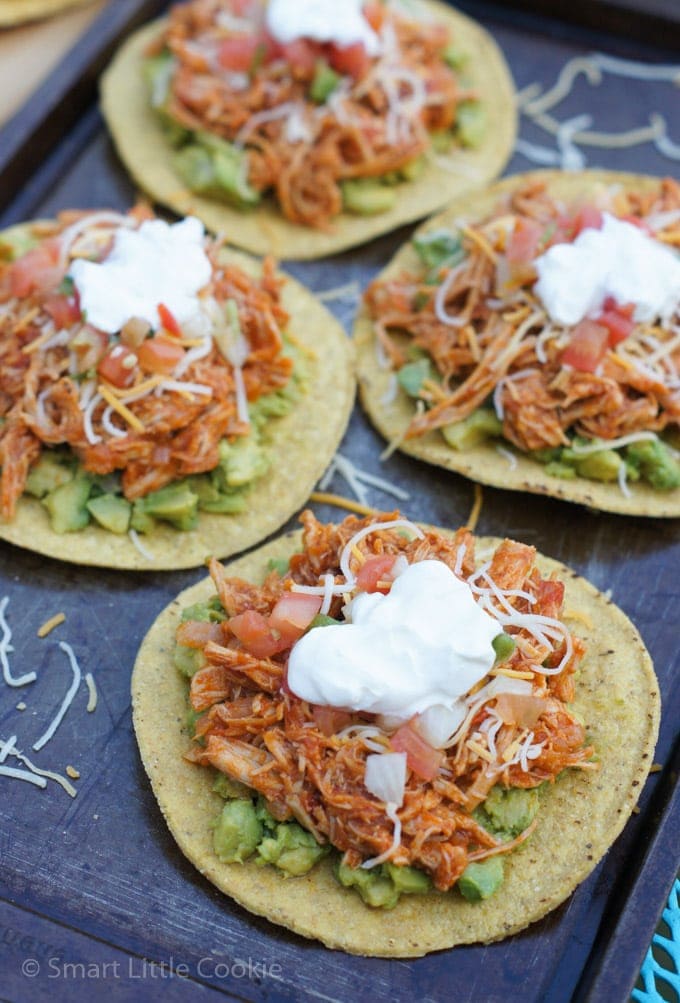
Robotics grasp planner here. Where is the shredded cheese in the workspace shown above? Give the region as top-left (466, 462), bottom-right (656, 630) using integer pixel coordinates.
top-left (32, 641), bottom-right (82, 752)
top-left (316, 281), bottom-right (361, 304)
top-left (85, 672), bottom-right (98, 713)
top-left (97, 385), bottom-right (144, 433)
top-left (563, 608), bottom-right (594, 628)
top-left (466, 484), bottom-right (483, 533)
top-left (309, 492), bottom-right (378, 516)
top-left (128, 529), bottom-right (154, 562)
top-left (37, 613), bottom-right (66, 638)
top-left (0, 596), bottom-right (37, 687)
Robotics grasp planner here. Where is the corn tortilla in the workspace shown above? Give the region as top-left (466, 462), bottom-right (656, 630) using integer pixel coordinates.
top-left (354, 169), bottom-right (680, 517)
top-left (0, 0), bottom-right (93, 27)
top-left (131, 527), bottom-right (659, 956)
top-left (100, 2), bottom-right (516, 260)
top-left (0, 226), bottom-right (355, 569)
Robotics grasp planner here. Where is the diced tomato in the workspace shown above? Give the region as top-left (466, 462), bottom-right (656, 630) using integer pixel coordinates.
top-left (561, 320), bottom-right (609, 373)
top-left (43, 294), bottom-right (80, 329)
top-left (217, 35), bottom-right (262, 73)
top-left (228, 610), bottom-right (283, 659)
top-left (356, 555), bottom-right (397, 594)
top-left (136, 335), bottom-right (185, 375)
top-left (9, 240), bottom-right (63, 298)
top-left (97, 344), bottom-right (138, 388)
top-left (572, 205), bottom-right (603, 237)
top-left (269, 593), bottom-right (323, 647)
top-left (597, 307), bottom-right (635, 346)
top-left (506, 218), bottom-right (543, 265)
top-left (311, 705), bottom-right (354, 737)
top-left (175, 620), bottom-right (224, 648)
top-left (390, 719), bottom-right (443, 781)
top-left (619, 214), bottom-right (653, 235)
top-left (281, 38), bottom-right (321, 73)
top-left (328, 41), bottom-right (370, 80)
top-left (156, 302), bottom-right (182, 338)
top-left (69, 325), bottom-right (107, 373)
top-left (363, 1), bottom-right (386, 31)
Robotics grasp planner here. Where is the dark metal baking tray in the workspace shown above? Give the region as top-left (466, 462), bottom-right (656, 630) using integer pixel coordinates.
top-left (0, 2), bottom-right (678, 1001)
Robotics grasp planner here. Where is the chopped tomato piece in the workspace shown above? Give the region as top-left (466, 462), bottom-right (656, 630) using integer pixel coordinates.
top-left (561, 320), bottom-right (609, 372)
top-left (363, 1), bottom-right (386, 31)
top-left (9, 240), bottom-right (63, 298)
top-left (619, 214), bottom-right (652, 235)
top-left (43, 294), bottom-right (80, 329)
top-left (97, 345), bottom-right (138, 388)
top-left (136, 335), bottom-right (185, 375)
top-left (217, 35), bottom-right (262, 73)
top-left (311, 705), bottom-right (354, 737)
top-left (506, 218), bottom-right (543, 265)
top-left (176, 620), bottom-right (224, 648)
top-left (572, 205), bottom-right (603, 237)
top-left (597, 307), bottom-right (635, 346)
top-left (391, 719), bottom-right (443, 781)
top-left (356, 555), bottom-right (397, 594)
top-left (157, 302), bottom-right (182, 337)
top-left (328, 41), bottom-right (370, 80)
top-left (269, 593), bottom-right (323, 647)
top-left (281, 39), bottom-right (321, 73)
top-left (228, 610), bottom-right (283, 659)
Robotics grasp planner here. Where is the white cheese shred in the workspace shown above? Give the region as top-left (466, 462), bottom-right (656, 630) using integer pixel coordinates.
top-left (0, 597), bottom-right (37, 687)
top-left (0, 764), bottom-right (47, 788)
top-left (128, 528), bottom-right (154, 561)
top-left (361, 803), bottom-right (402, 869)
top-left (32, 641), bottom-right (82, 752)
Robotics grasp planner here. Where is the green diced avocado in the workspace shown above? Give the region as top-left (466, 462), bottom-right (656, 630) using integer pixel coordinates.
top-left (86, 493), bottom-right (131, 534)
top-left (199, 492), bottom-right (247, 514)
top-left (130, 500), bottom-right (156, 534)
top-left (626, 438), bottom-right (680, 491)
top-left (530, 447), bottom-right (563, 464)
top-left (306, 614), bottom-right (340, 631)
top-left (216, 436), bottom-right (269, 490)
top-left (256, 822), bottom-right (329, 876)
top-left (397, 358), bottom-right (433, 398)
top-left (478, 785), bottom-right (540, 841)
top-left (139, 482), bottom-right (199, 531)
top-left (143, 51), bottom-right (176, 110)
top-left (545, 461), bottom-right (577, 480)
top-left (310, 60), bottom-right (341, 102)
top-left (492, 632), bottom-right (516, 663)
top-left (335, 861), bottom-right (400, 909)
top-left (575, 449), bottom-right (622, 483)
top-left (213, 800), bottom-right (263, 863)
top-left (456, 100), bottom-right (486, 148)
top-left (458, 857), bottom-right (504, 901)
top-left (174, 644), bottom-right (204, 678)
top-left (267, 557), bottom-right (290, 576)
top-left (42, 477), bottom-right (93, 534)
top-left (441, 408), bottom-right (502, 450)
top-left (399, 155), bottom-right (426, 181)
top-left (249, 389), bottom-right (294, 428)
top-left (194, 132), bottom-right (261, 208)
top-left (254, 796), bottom-right (278, 832)
top-left (384, 862), bottom-right (431, 894)
top-left (185, 475), bottom-right (220, 505)
top-left (442, 45), bottom-right (468, 70)
top-left (0, 225), bottom-right (40, 261)
top-left (212, 773), bottom-right (252, 801)
top-left (342, 179), bottom-right (397, 216)
top-left (412, 229), bottom-right (464, 271)
top-left (180, 597), bottom-right (225, 623)
top-left (25, 453), bottom-right (74, 498)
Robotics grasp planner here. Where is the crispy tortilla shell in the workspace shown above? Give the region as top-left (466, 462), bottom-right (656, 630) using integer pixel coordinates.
top-left (0, 228), bottom-right (354, 569)
top-left (0, 0), bottom-right (93, 27)
top-left (132, 528), bottom-right (659, 956)
top-left (355, 169), bottom-right (680, 517)
top-left (100, 2), bottom-right (516, 260)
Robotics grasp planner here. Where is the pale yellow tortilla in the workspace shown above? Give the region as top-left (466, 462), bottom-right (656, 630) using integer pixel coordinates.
top-left (132, 527), bottom-right (660, 956)
top-left (100, 2), bottom-right (517, 260)
top-left (0, 231), bottom-right (355, 570)
top-left (0, 0), bottom-right (93, 27)
top-left (355, 169), bottom-right (680, 517)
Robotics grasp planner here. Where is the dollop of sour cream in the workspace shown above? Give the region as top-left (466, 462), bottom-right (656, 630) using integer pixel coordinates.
top-left (534, 212), bottom-right (680, 327)
top-left (69, 217), bottom-right (212, 334)
top-left (266, 0), bottom-right (381, 57)
top-left (287, 560), bottom-right (500, 721)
